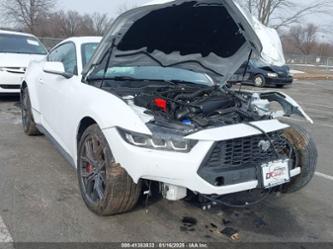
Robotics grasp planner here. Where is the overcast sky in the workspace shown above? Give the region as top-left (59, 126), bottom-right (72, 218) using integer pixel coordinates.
top-left (58, 0), bottom-right (332, 41)
top-left (58, 0), bottom-right (333, 25)
top-left (58, 0), bottom-right (151, 16)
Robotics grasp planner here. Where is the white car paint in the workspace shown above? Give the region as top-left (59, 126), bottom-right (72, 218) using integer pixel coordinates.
top-left (0, 30), bottom-right (47, 94)
top-left (24, 40), bottom-right (307, 196)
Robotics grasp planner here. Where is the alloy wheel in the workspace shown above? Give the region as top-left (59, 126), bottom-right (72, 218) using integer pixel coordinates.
top-left (79, 134), bottom-right (108, 204)
top-left (254, 76), bottom-right (264, 87)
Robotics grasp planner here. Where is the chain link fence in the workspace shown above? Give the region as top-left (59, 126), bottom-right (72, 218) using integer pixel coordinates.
top-left (285, 54), bottom-right (333, 77)
top-left (286, 53), bottom-right (333, 66)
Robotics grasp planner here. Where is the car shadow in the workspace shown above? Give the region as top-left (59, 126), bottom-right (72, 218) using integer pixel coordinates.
top-left (180, 195), bottom-right (305, 240)
top-left (0, 94), bottom-right (20, 103)
top-left (133, 187), bottom-right (304, 241)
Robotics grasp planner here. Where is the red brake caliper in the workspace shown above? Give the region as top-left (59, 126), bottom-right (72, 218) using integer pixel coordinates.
top-left (86, 163), bottom-right (93, 174)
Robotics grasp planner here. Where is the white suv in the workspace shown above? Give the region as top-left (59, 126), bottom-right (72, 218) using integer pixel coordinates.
top-left (0, 30), bottom-right (47, 94)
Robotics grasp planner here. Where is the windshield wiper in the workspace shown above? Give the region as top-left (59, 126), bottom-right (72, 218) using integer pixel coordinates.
top-left (169, 79), bottom-right (210, 87)
top-left (86, 76), bottom-right (211, 89)
top-left (88, 77), bottom-right (200, 85)
top-left (87, 76), bottom-right (146, 82)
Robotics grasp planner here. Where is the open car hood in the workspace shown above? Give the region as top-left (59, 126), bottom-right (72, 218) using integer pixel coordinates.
top-left (233, 2), bottom-right (285, 67)
top-left (84, 0), bottom-right (271, 82)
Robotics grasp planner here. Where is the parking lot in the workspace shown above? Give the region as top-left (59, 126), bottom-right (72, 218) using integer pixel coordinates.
top-left (0, 80), bottom-right (332, 244)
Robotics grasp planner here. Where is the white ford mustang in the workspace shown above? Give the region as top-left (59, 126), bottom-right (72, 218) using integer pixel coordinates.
top-left (22, 0), bottom-right (317, 216)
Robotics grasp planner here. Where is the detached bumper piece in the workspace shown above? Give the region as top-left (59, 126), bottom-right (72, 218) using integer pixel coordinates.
top-left (198, 132), bottom-right (289, 187)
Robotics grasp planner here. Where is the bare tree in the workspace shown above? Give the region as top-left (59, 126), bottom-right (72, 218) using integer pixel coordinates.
top-left (237, 0), bottom-right (333, 29)
top-left (58, 10), bottom-right (83, 37)
top-left (33, 10), bottom-right (113, 38)
top-left (288, 24), bottom-right (319, 55)
top-left (91, 13), bottom-right (113, 36)
top-left (0, 0), bottom-right (56, 33)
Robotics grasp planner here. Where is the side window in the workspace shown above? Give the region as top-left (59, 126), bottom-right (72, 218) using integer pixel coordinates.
top-left (81, 43), bottom-right (99, 68)
top-left (48, 43), bottom-right (77, 75)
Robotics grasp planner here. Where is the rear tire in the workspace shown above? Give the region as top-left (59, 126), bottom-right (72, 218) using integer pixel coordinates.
top-left (281, 123), bottom-right (318, 193)
top-left (77, 124), bottom-right (142, 216)
top-left (21, 87), bottom-right (42, 136)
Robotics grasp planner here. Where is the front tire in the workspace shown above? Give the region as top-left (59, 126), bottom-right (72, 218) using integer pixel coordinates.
top-left (21, 87), bottom-right (42, 136)
top-left (77, 124), bottom-right (142, 216)
top-left (254, 74), bottom-right (265, 87)
top-left (281, 123), bottom-right (318, 193)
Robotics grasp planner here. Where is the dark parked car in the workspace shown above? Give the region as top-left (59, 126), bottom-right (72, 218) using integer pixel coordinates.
top-left (229, 59), bottom-right (293, 88)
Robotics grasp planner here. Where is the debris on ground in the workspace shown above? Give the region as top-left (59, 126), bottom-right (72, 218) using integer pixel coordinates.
top-left (208, 223), bottom-right (222, 235)
top-left (222, 218), bottom-right (231, 225)
top-left (254, 217), bottom-right (267, 228)
top-left (180, 217), bottom-right (197, 232)
top-left (221, 227), bottom-right (240, 241)
top-left (182, 217), bottom-right (197, 226)
top-left (210, 223), bottom-right (218, 229)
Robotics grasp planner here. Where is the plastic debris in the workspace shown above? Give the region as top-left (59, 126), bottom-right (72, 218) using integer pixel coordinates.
top-left (221, 227), bottom-right (240, 241)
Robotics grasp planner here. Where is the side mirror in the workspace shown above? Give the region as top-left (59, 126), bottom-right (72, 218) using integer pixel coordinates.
top-left (43, 61), bottom-right (73, 79)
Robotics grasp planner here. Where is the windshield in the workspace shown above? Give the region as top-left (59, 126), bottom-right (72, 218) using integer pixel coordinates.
top-left (0, 34), bottom-right (47, 55)
top-left (81, 43), bottom-right (99, 67)
top-left (90, 66), bottom-right (214, 86)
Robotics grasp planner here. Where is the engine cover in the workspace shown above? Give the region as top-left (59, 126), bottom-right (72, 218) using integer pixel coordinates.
top-left (191, 95), bottom-right (235, 115)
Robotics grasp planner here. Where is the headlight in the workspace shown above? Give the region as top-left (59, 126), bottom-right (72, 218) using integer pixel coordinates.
top-left (267, 73), bottom-right (278, 78)
top-left (118, 128), bottom-right (197, 153)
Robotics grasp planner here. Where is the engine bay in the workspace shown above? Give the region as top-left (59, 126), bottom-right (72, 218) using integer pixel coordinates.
top-left (132, 85), bottom-right (261, 128)
top-left (101, 81), bottom-right (276, 133)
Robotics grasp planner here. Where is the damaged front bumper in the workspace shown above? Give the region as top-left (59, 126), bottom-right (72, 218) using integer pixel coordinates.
top-left (102, 119), bottom-right (302, 197)
top-left (251, 91), bottom-right (313, 124)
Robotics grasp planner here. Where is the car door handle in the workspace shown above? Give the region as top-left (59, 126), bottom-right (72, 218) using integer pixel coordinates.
top-left (39, 78), bottom-right (44, 84)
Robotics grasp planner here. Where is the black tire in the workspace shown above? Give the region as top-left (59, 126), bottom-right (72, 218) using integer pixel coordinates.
top-left (281, 123), bottom-right (318, 193)
top-left (253, 74), bottom-right (266, 87)
top-left (225, 82), bottom-right (233, 89)
top-left (77, 124), bottom-right (142, 216)
top-left (21, 87), bottom-right (42, 136)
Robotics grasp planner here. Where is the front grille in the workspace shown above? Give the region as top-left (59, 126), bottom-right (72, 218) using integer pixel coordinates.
top-left (278, 72), bottom-right (288, 77)
top-left (3, 67), bottom-right (26, 74)
top-left (202, 132), bottom-right (288, 169)
top-left (0, 84), bottom-right (21, 89)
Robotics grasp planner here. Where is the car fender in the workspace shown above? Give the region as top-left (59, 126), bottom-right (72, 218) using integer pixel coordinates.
top-left (23, 60), bottom-right (45, 122)
top-left (259, 91), bottom-right (314, 124)
top-left (77, 85), bottom-right (152, 132)
top-left (70, 84), bottom-right (152, 165)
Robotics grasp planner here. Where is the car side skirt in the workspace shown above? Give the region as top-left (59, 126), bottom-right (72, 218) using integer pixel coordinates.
top-left (36, 124), bottom-right (76, 168)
